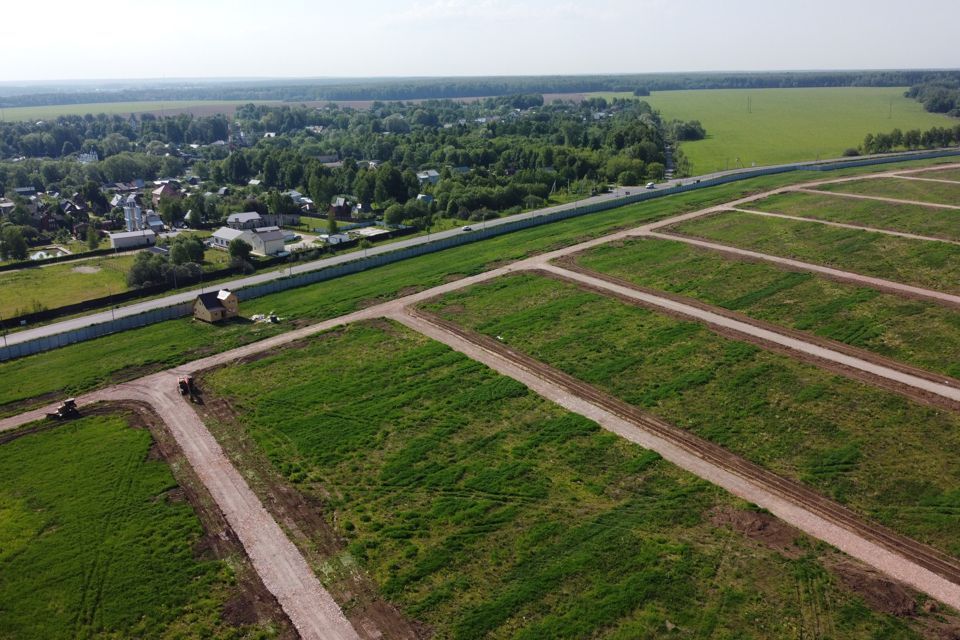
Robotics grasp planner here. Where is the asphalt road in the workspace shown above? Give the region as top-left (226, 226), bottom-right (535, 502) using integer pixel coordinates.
top-left (5, 151), bottom-right (957, 350)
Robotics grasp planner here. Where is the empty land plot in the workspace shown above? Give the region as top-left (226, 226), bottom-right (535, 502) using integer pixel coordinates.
top-left (573, 237), bottom-right (960, 378)
top-left (202, 320), bottom-right (932, 638)
top-left (0, 412), bottom-right (286, 638)
top-left (0, 254), bottom-right (134, 318)
top-left (747, 191), bottom-right (960, 242)
top-left (422, 274), bottom-right (960, 557)
top-left (814, 178), bottom-right (960, 207)
top-left (907, 167), bottom-right (960, 182)
top-left (669, 210), bottom-right (960, 294)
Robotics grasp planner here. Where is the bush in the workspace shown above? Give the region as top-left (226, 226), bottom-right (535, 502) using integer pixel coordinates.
top-left (841, 148), bottom-right (860, 157)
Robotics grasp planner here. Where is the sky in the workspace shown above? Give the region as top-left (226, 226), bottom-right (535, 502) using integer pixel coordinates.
top-left (2, 0), bottom-right (958, 82)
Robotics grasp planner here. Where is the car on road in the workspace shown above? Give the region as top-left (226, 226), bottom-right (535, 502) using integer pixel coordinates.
top-left (461, 226), bottom-right (473, 232)
top-left (645, 182), bottom-right (656, 190)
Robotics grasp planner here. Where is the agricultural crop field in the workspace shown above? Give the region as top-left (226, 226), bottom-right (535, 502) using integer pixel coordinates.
top-left (422, 273), bottom-right (960, 557)
top-left (638, 88), bottom-right (956, 173)
top-left (573, 237), bottom-right (960, 378)
top-left (814, 176), bottom-right (960, 207)
top-left (669, 210), bottom-right (960, 293)
top-left (0, 100), bottom-right (276, 121)
top-left (201, 320), bottom-right (930, 638)
top-left (746, 190), bottom-right (960, 242)
top-left (0, 412), bottom-right (284, 638)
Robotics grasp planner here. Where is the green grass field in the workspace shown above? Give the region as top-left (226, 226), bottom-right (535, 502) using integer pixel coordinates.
top-left (748, 190), bottom-right (960, 242)
top-left (202, 320), bottom-right (926, 638)
top-left (0, 255), bottom-right (134, 318)
top-left (0, 413), bottom-right (279, 638)
top-left (0, 100), bottom-right (275, 121)
top-left (423, 273), bottom-right (960, 557)
top-left (814, 176), bottom-right (960, 206)
top-left (0, 159), bottom-right (953, 415)
top-left (574, 237), bottom-right (960, 378)
top-left (671, 210), bottom-right (960, 293)
top-left (637, 88), bottom-right (956, 173)
top-left (915, 167), bottom-right (960, 182)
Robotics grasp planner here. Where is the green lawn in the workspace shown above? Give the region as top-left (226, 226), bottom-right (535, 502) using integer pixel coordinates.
top-left (0, 100), bottom-right (277, 121)
top-left (670, 210), bottom-right (960, 293)
top-left (748, 190), bottom-right (960, 241)
top-left (202, 320), bottom-right (925, 638)
top-left (0, 255), bottom-right (134, 318)
top-left (0, 413), bottom-right (280, 638)
top-left (640, 88), bottom-right (956, 173)
top-left (423, 274), bottom-right (960, 557)
top-left (0, 159), bottom-right (953, 415)
top-left (814, 177), bottom-right (960, 206)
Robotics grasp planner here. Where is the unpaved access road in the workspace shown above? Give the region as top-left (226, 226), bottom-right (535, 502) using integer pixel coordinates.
top-left (892, 174), bottom-right (960, 185)
top-left (796, 187), bottom-right (960, 210)
top-left (731, 207), bottom-right (960, 246)
top-left (5, 164), bottom-right (960, 635)
top-left (391, 307), bottom-right (960, 612)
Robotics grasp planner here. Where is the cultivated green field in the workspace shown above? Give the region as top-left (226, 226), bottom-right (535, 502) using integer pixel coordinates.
top-left (203, 320), bottom-right (927, 638)
top-left (0, 100), bottom-right (275, 121)
top-left (748, 190), bottom-right (960, 242)
top-left (670, 210), bottom-right (960, 293)
top-left (0, 413), bottom-right (281, 638)
top-left (638, 88), bottom-right (956, 173)
top-left (814, 176), bottom-right (960, 206)
top-left (423, 274), bottom-right (960, 556)
top-left (574, 237), bottom-right (960, 378)
top-left (0, 158), bottom-right (953, 414)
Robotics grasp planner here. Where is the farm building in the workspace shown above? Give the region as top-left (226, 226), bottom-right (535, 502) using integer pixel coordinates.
top-left (210, 226), bottom-right (285, 256)
top-left (108, 229), bottom-right (156, 250)
top-left (193, 289), bottom-right (239, 323)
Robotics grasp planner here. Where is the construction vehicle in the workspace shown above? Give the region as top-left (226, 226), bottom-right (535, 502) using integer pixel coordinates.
top-left (47, 398), bottom-right (79, 420)
top-left (178, 376), bottom-right (199, 402)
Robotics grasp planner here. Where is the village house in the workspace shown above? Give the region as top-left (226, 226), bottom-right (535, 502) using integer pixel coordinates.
top-left (416, 169), bottom-right (440, 185)
top-left (151, 183), bottom-right (181, 207)
top-left (193, 289), bottom-right (239, 323)
top-left (108, 229), bottom-right (156, 250)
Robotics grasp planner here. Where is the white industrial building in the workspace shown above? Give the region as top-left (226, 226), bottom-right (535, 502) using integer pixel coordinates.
top-left (109, 230), bottom-right (156, 250)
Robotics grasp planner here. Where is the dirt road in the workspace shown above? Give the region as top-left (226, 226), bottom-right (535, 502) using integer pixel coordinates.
top-left (892, 175), bottom-right (960, 185)
top-left (391, 307), bottom-right (960, 612)
top-left (731, 207), bottom-right (960, 246)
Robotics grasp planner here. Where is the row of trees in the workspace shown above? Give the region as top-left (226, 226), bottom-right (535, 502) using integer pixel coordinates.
top-left (6, 70), bottom-right (960, 107)
top-left (861, 125), bottom-right (960, 155)
top-left (906, 81), bottom-right (960, 117)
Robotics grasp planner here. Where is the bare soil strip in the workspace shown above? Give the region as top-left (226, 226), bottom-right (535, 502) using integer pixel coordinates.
top-left (796, 188), bottom-right (960, 210)
top-left (545, 261), bottom-right (960, 410)
top-left (391, 307), bottom-right (960, 611)
top-left (731, 207), bottom-right (960, 246)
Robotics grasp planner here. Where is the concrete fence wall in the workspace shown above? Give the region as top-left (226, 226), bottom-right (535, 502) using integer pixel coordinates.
top-left (3, 147), bottom-right (959, 362)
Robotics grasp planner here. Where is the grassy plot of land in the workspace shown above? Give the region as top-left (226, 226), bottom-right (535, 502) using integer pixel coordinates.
top-left (0, 255), bottom-right (134, 318)
top-left (0, 413), bottom-right (278, 638)
top-left (423, 274), bottom-right (960, 557)
top-left (670, 210), bottom-right (960, 293)
top-left (747, 190), bottom-right (960, 241)
top-left (574, 237), bottom-right (960, 378)
top-left (814, 177), bottom-right (960, 206)
top-left (203, 320), bottom-right (925, 639)
top-left (0, 100), bottom-right (277, 121)
top-left (0, 159), bottom-right (953, 414)
top-left (640, 88), bottom-right (955, 174)
top-left (910, 167), bottom-right (960, 182)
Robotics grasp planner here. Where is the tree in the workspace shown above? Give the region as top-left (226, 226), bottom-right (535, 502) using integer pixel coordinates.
top-left (158, 197), bottom-right (185, 226)
top-left (228, 238), bottom-right (253, 271)
top-left (327, 207), bottom-right (338, 234)
top-left (646, 162), bottom-right (666, 180)
top-left (0, 226), bottom-right (28, 261)
top-left (384, 203), bottom-right (404, 225)
top-left (86, 224), bottom-right (100, 251)
top-left (169, 235), bottom-right (205, 265)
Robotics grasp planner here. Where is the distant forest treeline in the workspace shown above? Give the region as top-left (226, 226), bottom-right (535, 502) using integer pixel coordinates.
top-left (3, 70), bottom-right (960, 108)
